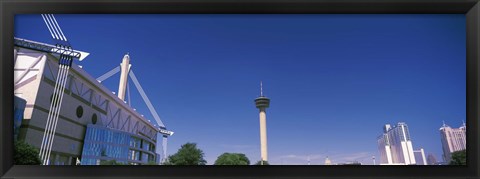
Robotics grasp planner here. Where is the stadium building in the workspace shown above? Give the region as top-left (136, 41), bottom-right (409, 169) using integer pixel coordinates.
top-left (14, 38), bottom-right (172, 165)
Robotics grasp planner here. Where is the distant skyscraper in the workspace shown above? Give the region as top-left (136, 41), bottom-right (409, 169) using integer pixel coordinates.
top-left (413, 148), bottom-right (427, 165)
top-left (377, 124), bottom-right (394, 164)
top-left (426, 153), bottom-right (437, 165)
top-left (377, 122), bottom-right (416, 165)
top-left (324, 156), bottom-right (332, 165)
top-left (439, 122), bottom-right (466, 163)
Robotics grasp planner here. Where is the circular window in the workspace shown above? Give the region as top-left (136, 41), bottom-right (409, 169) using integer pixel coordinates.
top-left (76, 106), bottom-right (83, 118)
top-left (92, 113), bottom-right (97, 124)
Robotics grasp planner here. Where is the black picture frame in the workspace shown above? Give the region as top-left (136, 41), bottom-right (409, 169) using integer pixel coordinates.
top-left (1, 0), bottom-right (479, 179)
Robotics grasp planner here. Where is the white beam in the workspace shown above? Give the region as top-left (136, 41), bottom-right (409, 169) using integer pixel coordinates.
top-left (128, 70), bottom-right (165, 127)
top-left (127, 80), bottom-right (131, 106)
top-left (96, 66), bottom-right (120, 83)
top-left (49, 14), bottom-right (68, 41)
top-left (46, 14), bottom-right (64, 41)
top-left (41, 14), bottom-right (58, 40)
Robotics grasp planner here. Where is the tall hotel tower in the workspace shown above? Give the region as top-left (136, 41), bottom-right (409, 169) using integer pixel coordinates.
top-left (439, 122), bottom-right (466, 163)
top-left (377, 122), bottom-right (416, 165)
top-left (255, 81), bottom-right (270, 164)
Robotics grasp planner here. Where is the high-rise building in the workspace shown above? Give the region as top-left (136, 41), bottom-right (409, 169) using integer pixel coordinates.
top-left (377, 124), bottom-right (393, 164)
top-left (426, 153), bottom-right (437, 165)
top-left (413, 148), bottom-right (427, 165)
top-left (324, 156), bottom-right (332, 165)
top-left (377, 122), bottom-right (416, 165)
top-left (439, 122), bottom-right (466, 163)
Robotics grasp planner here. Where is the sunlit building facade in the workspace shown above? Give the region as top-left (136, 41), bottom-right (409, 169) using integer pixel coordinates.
top-left (439, 122), bottom-right (466, 163)
top-left (377, 122), bottom-right (416, 165)
top-left (377, 124), bottom-right (393, 164)
top-left (413, 148), bottom-right (427, 165)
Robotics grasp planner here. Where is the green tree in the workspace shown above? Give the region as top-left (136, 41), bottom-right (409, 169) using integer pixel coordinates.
top-left (449, 150), bottom-right (466, 165)
top-left (146, 161), bottom-right (158, 165)
top-left (214, 153), bottom-right (250, 165)
top-left (166, 143), bottom-right (207, 165)
top-left (13, 140), bottom-right (41, 165)
top-left (100, 160), bottom-right (125, 165)
top-left (162, 159), bottom-right (172, 165)
top-left (254, 160), bottom-right (270, 165)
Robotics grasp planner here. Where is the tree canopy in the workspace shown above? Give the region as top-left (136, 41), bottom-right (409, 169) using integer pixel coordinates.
top-left (164, 143), bottom-right (207, 165)
top-left (146, 161), bottom-right (158, 165)
top-left (214, 153), bottom-right (250, 165)
top-left (449, 149), bottom-right (466, 165)
top-left (100, 160), bottom-right (125, 165)
top-left (14, 140), bottom-right (41, 165)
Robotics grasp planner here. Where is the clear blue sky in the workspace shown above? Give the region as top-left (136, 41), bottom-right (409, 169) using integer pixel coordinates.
top-left (15, 14), bottom-right (466, 165)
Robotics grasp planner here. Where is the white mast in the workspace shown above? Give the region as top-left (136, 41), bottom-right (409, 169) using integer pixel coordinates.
top-left (118, 53), bottom-right (131, 100)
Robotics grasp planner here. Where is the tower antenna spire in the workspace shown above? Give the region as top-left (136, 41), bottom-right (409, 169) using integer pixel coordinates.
top-left (260, 81), bottom-right (263, 97)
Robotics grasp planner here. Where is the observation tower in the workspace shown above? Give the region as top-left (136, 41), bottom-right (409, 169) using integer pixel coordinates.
top-left (255, 81), bottom-right (270, 165)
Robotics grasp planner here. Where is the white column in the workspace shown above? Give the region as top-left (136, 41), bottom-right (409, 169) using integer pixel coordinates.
top-left (420, 148), bottom-right (427, 165)
top-left (385, 146), bottom-right (393, 164)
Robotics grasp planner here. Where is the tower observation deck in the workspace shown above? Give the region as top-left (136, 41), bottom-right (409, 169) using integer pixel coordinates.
top-left (255, 81), bottom-right (270, 109)
top-left (255, 96), bottom-right (270, 109)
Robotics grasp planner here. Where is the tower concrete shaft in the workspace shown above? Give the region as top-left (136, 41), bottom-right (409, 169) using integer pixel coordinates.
top-left (118, 54), bottom-right (131, 100)
top-left (259, 107), bottom-right (268, 162)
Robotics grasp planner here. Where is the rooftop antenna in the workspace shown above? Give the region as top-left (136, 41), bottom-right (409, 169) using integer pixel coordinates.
top-left (442, 120), bottom-right (446, 127)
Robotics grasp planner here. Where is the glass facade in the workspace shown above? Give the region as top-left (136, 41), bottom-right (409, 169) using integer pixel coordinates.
top-left (13, 96), bottom-right (26, 140)
top-left (80, 124), bottom-right (158, 165)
